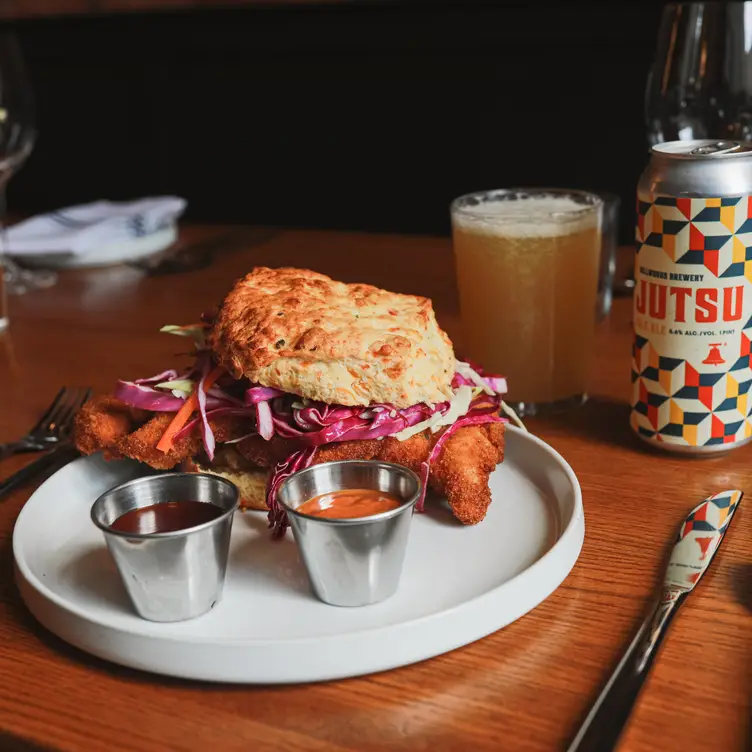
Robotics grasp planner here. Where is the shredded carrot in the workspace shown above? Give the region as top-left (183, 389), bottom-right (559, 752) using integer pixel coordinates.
top-left (156, 365), bottom-right (224, 453)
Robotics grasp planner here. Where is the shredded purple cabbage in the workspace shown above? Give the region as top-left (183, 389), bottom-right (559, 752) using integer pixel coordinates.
top-left (207, 386), bottom-right (244, 405)
top-left (246, 386), bottom-right (285, 404)
top-left (266, 447), bottom-right (317, 538)
top-left (115, 357), bottom-right (509, 537)
top-left (114, 382), bottom-right (187, 412)
top-left (114, 380), bottom-right (238, 413)
top-left (451, 373), bottom-right (474, 388)
top-left (484, 376), bottom-right (508, 393)
top-left (133, 369), bottom-right (181, 386)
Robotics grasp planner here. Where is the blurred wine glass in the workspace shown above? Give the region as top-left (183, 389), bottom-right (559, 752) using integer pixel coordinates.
top-left (646, 2), bottom-right (752, 145)
top-left (0, 33), bottom-right (55, 305)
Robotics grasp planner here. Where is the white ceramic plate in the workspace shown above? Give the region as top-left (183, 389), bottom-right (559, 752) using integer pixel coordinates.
top-left (13, 427), bottom-right (584, 684)
top-left (15, 225), bottom-right (177, 269)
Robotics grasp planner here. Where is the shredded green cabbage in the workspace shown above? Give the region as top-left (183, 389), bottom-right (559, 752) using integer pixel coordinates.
top-left (501, 401), bottom-right (528, 431)
top-left (156, 379), bottom-right (195, 394)
top-left (393, 385), bottom-right (473, 441)
top-left (160, 325), bottom-right (207, 349)
top-left (455, 360), bottom-right (495, 395)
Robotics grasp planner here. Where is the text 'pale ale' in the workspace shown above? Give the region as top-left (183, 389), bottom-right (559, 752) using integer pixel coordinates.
top-left (632, 140), bottom-right (752, 453)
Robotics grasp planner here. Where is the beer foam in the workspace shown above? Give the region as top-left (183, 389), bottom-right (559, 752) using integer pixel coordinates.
top-left (453, 194), bottom-right (599, 238)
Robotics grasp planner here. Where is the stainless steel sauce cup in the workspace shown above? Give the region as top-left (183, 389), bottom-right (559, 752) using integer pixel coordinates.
top-left (91, 473), bottom-right (239, 622)
top-left (278, 460), bottom-right (421, 607)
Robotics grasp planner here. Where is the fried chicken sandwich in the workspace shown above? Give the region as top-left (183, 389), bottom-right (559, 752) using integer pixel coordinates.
top-left (74, 267), bottom-right (512, 535)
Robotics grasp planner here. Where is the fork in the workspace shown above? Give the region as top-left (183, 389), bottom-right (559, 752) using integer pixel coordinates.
top-left (0, 387), bottom-right (92, 460)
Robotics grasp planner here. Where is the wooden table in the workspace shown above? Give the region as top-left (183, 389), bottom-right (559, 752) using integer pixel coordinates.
top-left (0, 226), bottom-right (749, 752)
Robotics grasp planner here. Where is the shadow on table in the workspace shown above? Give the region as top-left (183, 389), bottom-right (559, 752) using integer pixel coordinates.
top-left (0, 731), bottom-right (51, 751)
top-left (534, 396), bottom-right (652, 454)
top-left (129, 227), bottom-right (280, 275)
top-left (1, 537), bottom-right (144, 679)
top-left (730, 563), bottom-right (752, 615)
top-left (729, 563), bottom-right (752, 751)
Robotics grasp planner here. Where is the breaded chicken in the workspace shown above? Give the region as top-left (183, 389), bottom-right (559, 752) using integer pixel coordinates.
top-left (313, 439), bottom-right (382, 464)
top-left (75, 399), bottom-right (252, 469)
top-left (74, 396), bottom-right (145, 457)
top-left (377, 433), bottom-right (431, 477)
top-left (306, 425), bottom-right (505, 524)
top-left (115, 413), bottom-right (201, 470)
top-left (74, 396), bottom-right (505, 524)
top-left (426, 422), bottom-right (505, 524)
top-left (235, 435), bottom-right (297, 469)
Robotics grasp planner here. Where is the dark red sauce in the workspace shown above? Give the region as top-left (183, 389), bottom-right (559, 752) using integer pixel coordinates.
top-left (109, 501), bottom-right (224, 534)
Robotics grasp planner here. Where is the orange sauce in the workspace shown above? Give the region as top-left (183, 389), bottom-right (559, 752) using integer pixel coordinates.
top-left (296, 489), bottom-right (402, 519)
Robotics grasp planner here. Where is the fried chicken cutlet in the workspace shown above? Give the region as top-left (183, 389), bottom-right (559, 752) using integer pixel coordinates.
top-left (76, 396), bottom-right (505, 524)
top-left (309, 423), bottom-right (505, 524)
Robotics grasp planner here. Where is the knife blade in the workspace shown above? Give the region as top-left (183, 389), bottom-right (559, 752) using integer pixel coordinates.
top-left (567, 489), bottom-right (743, 752)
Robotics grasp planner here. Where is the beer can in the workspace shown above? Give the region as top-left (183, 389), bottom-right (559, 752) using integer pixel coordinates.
top-left (631, 139), bottom-right (752, 454)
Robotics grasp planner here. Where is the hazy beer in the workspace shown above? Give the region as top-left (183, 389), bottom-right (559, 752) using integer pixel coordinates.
top-left (451, 189), bottom-right (602, 414)
top-left (632, 140), bottom-right (752, 453)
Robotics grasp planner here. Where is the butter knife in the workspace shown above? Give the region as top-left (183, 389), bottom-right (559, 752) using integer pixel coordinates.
top-left (567, 489), bottom-right (743, 752)
top-left (0, 443), bottom-right (79, 500)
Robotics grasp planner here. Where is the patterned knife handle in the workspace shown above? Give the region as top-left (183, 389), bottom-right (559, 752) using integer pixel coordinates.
top-left (566, 588), bottom-right (687, 752)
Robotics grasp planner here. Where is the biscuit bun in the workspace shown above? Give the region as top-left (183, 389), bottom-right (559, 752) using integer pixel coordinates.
top-left (209, 266), bottom-right (455, 408)
top-left (182, 458), bottom-right (269, 511)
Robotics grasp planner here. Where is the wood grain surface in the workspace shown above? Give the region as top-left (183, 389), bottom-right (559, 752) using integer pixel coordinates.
top-left (0, 227), bottom-right (749, 752)
top-left (0, 0), bottom-right (348, 21)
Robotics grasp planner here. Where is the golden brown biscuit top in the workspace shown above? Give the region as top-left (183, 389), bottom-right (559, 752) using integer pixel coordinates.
top-left (210, 267), bottom-right (455, 407)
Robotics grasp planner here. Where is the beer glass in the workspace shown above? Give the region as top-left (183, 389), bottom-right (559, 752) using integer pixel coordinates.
top-left (646, 3), bottom-right (752, 145)
top-left (451, 188), bottom-right (603, 416)
top-left (0, 32), bottom-right (53, 332)
top-left (597, 191), bottom-right (621, 319)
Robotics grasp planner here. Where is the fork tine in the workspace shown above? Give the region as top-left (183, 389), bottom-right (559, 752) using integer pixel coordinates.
top-left (64, 388), bottom-right (92, 434)
top-left (65, 387), bottom-right (91, 425)
top-left (54, 387), bottom-right (91, 436)
top-left (45, 387), bottom-right (79, 433)
top-left (28, 387), bottom-right (67, 436)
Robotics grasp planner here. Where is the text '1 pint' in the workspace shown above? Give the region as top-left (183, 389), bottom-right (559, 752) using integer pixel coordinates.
top-left (632, 140), bottom-right (752, 454)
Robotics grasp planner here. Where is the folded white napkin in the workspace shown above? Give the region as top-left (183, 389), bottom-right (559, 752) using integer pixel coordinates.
top-left (6, 197), bottom-right (187, 256)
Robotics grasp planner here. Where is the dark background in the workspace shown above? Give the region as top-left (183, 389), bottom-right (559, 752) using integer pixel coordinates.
top-left (4, 2), bottom-right (664, 243)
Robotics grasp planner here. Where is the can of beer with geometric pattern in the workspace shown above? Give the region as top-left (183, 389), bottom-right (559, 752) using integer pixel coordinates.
top-left (631, 140), bottom-right (752, 453)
